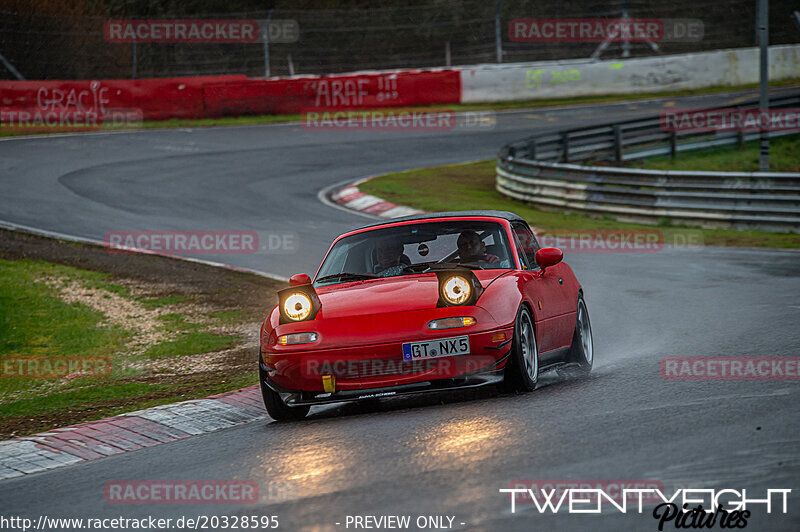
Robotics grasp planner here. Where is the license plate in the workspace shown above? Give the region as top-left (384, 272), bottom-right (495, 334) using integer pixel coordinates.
top-left (402, 335), bottom-right (470, 361)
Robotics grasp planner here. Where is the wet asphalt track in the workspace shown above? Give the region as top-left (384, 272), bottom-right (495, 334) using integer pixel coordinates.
top-left (0, 88), bottom-right (799, 531)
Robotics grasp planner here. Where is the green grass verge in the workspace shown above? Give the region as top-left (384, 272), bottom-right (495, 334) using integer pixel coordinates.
top-left (209, 310), bottom-right (249, 323)
top-left (0, 259), bottom-right (130, 390)
top-left (141, 312), bottom-right (239, 358)
top-left (142, 331), bottom-right (238, 359)
top-left (139, 295), bottom-right (189, 308)
top-left (0, 373), bottom-right (257, 428)
top-left (632, 134), bottom-right (800, 172)
top-left (358, 160), bottom-right (800, 248)
top-left (1, 383), bottom-right (169, 418)
top-left (0, 258), bottom-right (243, 421)
top-left (2, 78), bottom-right (798, 138)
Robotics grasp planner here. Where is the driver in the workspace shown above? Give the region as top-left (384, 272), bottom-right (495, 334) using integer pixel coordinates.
top-left (374, 239), bottom-right (406, 273)
top-left (457, 230), bottom-right (499, 264)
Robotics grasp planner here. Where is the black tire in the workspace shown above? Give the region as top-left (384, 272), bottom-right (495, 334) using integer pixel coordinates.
top-left (259, 364), bottom-right (310, 421)
top-left (502, 305), bottom-right (539, 392)
top-left (566, 295), bottom-right (593, 377)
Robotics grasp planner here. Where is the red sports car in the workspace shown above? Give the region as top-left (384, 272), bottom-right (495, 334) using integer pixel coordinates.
top-left (259, 211), bottom-right (593, 420)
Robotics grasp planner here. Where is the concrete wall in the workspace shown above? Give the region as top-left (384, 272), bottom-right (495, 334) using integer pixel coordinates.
top-left (461, 45), bottom-right (800, 103)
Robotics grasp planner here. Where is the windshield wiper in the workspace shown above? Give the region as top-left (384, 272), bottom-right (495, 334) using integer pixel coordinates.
top-left (315, 272), bottom-right (378, 283)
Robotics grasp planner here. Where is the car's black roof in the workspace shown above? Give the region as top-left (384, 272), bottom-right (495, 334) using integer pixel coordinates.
top-left (353, 210), bottom-right (527, 231)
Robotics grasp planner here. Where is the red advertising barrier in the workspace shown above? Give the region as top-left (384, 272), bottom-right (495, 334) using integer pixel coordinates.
top-left (0, 70), bottom-right (460, 127)
top-left (0, 76), bottom-right (248, 122)
top-left (203, 70), bottom-right (461, 117)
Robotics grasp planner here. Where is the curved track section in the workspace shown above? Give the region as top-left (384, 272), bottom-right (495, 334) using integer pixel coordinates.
top-left (1, 88), bottom-right (799, 530)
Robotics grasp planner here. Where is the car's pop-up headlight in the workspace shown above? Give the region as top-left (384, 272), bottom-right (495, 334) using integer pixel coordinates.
top-left (284, 293), bottom-right (312, 321)
top-left (277, 284), bottom-right (321, 324)
top-left (435, 270), bottom-right (483, 307)
top-left (442, 276), bottom-right (471, 305)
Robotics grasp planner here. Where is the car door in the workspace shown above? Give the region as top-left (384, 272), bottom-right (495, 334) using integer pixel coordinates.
top-left (511, 222), bottom-right (575, 354)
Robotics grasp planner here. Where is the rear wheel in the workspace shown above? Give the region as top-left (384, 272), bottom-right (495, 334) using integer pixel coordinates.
top-left (503, 305), bottom-right (538, 392)
top-left (566, 296), bottom-right (593, 376)
top-left (259, 363), bottom-right (310, 421)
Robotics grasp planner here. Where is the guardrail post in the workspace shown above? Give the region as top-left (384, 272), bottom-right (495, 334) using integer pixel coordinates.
top-left (613, 125), bottom-right (622, 162)
top-left (561, 133), bottom-right (569, 163)
top-left (737, 130), bottom-right (744, 148)
top-left (670, 131), bottom-right (677, 159)
top-left (528, 139), bottom-right (537, 160)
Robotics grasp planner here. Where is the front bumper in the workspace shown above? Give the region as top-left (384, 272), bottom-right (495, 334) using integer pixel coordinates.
top-left (261, 325), bottom-right (514, 392)
top-left (260, 350), bottom-right (510, 406)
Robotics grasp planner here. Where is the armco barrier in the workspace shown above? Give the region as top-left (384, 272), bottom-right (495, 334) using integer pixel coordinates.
top-left (0, 70), bottom-right (461, 123)
top-left (497, 94), bottom-right (800, 232)
top-left (462, 44), bottom-right (800, 103)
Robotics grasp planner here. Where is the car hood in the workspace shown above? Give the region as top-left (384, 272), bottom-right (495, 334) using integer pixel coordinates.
top-left (314, 270), bottom-right (508, 318)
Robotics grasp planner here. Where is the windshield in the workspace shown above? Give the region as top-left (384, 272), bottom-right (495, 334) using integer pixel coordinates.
top-left (315, 220), bottom-right (514, 285)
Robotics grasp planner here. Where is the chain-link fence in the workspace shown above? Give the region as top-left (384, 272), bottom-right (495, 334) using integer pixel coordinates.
top-left (1, 0), bottom-right (799, 80)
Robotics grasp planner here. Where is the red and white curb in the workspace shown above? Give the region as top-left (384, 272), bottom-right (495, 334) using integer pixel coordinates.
top-left (329, 176), bottom-right (426, 219)
top-left (0, 386), bottom-right (265, 480)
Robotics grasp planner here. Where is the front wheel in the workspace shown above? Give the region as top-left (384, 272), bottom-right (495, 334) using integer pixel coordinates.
top-left (502, 305), bottom-right (539, 392)
top-left (259, 363), bottom-right (310, 421)
top-left (566, 296), bottom-right (593, 376)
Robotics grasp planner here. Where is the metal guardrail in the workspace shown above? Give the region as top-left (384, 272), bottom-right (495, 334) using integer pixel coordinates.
top-left (496, 94), bottom-right (800, 232)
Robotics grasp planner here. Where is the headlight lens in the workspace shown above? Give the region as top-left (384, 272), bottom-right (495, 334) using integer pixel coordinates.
top-left (284, 293), bottom-right (312, 321)
top-left (442, 275), bottom-right (471, 305)
top-left (278, 332), bottom-right (318, 345)
top-left (428, 317), bottom-right (476, 330)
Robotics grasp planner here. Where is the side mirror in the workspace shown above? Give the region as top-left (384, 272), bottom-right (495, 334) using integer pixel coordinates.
top-left (289, 273), bottom-right (312, 286)
top-left (535, 247), bottom-right (563, 272)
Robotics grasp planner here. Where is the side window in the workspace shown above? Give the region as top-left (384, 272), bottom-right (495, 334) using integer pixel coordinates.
top-left (511, 222), bottom-right (540, 270)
